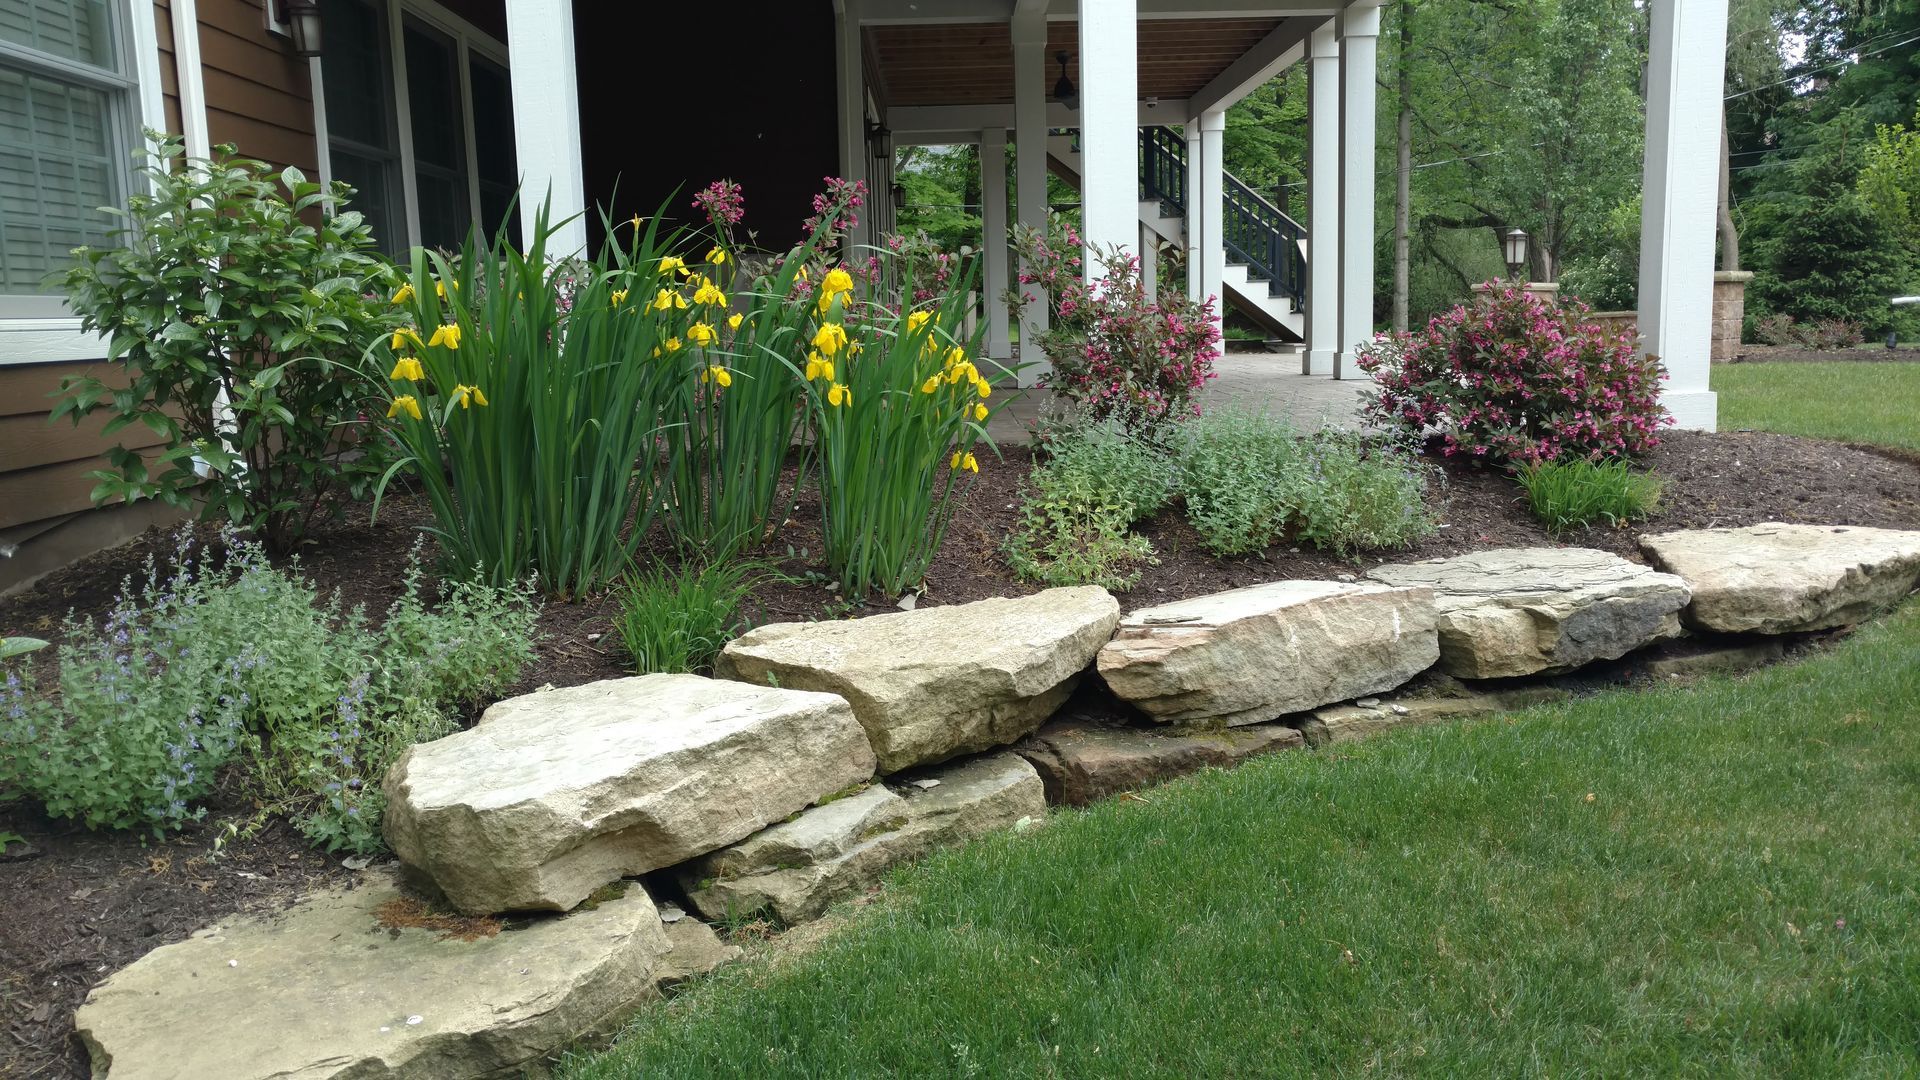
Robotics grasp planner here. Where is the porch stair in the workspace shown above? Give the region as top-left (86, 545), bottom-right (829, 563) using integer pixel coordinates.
top-left (1046, 127), bottom-right (1308, 343)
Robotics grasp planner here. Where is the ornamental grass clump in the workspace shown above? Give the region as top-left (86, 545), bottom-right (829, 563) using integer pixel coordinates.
top-left (615, 560), bottom-right (768, 675)
top-left (802, 235), bottom-right (1001, 600)
top-left (1514, 458), bottom-right (1662, 537)
top-left (1355, 285), bottom-right (1671, 465)
top-left (1011, 217), bottom-right (1220, 430)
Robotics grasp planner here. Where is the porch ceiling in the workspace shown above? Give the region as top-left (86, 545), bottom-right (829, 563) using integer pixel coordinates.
top-left (867, 17), bottom-right (1284, 108)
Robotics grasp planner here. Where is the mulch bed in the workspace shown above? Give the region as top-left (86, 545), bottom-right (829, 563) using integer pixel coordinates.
top-left (1729, 343), bottom-right (1920, 364)
top-left (5, 427), bottom-right (1920, 1078)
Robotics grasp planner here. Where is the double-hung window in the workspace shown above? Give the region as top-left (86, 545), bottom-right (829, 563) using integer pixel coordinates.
top-left (0, 0), bottom-right (139, 318)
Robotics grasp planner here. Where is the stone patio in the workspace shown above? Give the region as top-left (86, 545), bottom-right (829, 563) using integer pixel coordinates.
top-left (984, 350), bottom-right (1372, 443)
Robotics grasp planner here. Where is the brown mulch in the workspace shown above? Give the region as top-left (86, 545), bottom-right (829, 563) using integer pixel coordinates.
top-left (1730, 343), bottom-right (1920, 364)
top-left (3, 427), bottom-right (1920, 1078)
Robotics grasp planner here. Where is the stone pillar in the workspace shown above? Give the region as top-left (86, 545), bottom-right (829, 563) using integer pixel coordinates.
top-left (1334, 4), bottom-right (1380, 380)
top-left (1712, 270), bottom-right (1752, 362)
top-left (1079, 0), bottom-right (1141, 275)
top-left (1304, 19), bottom-right (1339, 376)
top-left (1637, 0), bottom-right (1728, 430)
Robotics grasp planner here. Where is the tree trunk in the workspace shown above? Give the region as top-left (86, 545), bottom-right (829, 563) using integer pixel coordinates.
top-left (1392, 0), bottom-right (1413, 332)
top-left (1717, 108), bottom-right (1740, 271)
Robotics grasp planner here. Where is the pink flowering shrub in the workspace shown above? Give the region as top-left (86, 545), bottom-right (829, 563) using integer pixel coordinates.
top-left (1011, 219), bottom-right (1220, 429)
top-left (1355, 284), bottom-right (1671, 464)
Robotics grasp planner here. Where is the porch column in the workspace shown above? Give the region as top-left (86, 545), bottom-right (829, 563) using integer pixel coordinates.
top-left (1013, 4), bottom-right (1050, 382)
top-left (1333, 3), bottom-right (1380, 379)
top-left (835, 0), bottom-right (869, 249)
top-left (1185, 119), bottom-right (1203, 302)
top-left (1304, 20), bottom-right (1339, 376)
top-left (1140, 221), bottom-right (1158, 296)
top-left (504, 0), bottom-right (586, 254)
top-left (1078, 0), bottom-right (1139, 276)
top-left (1196, 110), bottom-right (1227, 346)
top-left (980, 128), bottom-right (1012, 361)
top-left (1638, 0), bottom-right (1726, 431)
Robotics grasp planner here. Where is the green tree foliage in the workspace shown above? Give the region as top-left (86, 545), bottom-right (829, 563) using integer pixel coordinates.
top-left (896, 144), bottom-right (984, 255)
top-left (1859, 102), bottom-right (1920, 249)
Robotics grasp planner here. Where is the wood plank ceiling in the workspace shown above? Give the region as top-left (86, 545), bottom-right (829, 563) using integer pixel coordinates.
top-left (867, 18), bottom-right (1284, 108)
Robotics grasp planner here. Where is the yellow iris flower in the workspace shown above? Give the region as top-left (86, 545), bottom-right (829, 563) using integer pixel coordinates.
top-left (386, 394), bottom-right (422, 421)
top-left (693, 280), bottom-right (726, 307)
top-left (706, 246), bottom-right (727, 265)
top-left (428, 324), bottom-right (461, 350)
top-left (727, 313), bottom-right (744, 330)
top-left (452, 384), bottom-right (488, 409)
top-left (391, 327), bottom-right (423, 352)
top-left (812, 322), bottom-right (848, 357)
top-left (822, 267), bottom-right (854, 296)
top-left (973, 402), bottom-right (989, 422)
top-left (687, 322), bottom-right (717, 347)
top-left (804, 352), bottom-right (835, 382)
top-left (975, 377), bottom-right (992, 399)
top-left (390, 283), bottom-right (415, 305)
top-left (660, 255), bottom-right (687, 277)
top-left (654, 288), bottom-right (688, 312)
top-left (701, 365), bottom-right (733, 387)
top-left (388, 356), bottom-right (424, 382)
top-left (827, 382), bottom-right (850, 407)
top-left (906, 310), bottom-right (931, 333)
top-left (663, 337), bottom-right (683, 353)
top-left (950, 451), bottom-right (979, 473)
top-left (920, 375), bottom-right (939, 394)
top-left (610, 289), bottom-right (630, 306)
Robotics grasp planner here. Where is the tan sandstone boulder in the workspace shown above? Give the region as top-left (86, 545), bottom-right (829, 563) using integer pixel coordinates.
top-left (1365, 548), bottom-right (1690, 678)
top-left (74, 869), bottom-right (719, 1080)
top-left (680, 752), bottom-right (1045, 925)
top-left (1095, 580), bottom-right (1439, 725)
top-left (1640, 522), bottom-right (1920, 633)
top-left (384, 674), bottom-right (875, 914)
top-left (715, 587), bottom-right (1121, 773)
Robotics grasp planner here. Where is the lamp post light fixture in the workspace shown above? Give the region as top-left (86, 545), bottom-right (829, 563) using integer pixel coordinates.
top-left (1053, 51), bottom-right (1078, 111)
top-left (891, 181), bottom-right (906, 211)
top-left (275, 0), bottom-right (323, 57)
top-left (1502, 227), bottom-right (1529, 282)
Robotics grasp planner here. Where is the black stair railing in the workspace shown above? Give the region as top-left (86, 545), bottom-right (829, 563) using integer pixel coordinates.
top-left (1136, 125), bottom-right (1307, 310)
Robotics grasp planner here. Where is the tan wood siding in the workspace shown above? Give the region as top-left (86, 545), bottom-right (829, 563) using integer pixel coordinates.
top-left (199, 0), bottom-right (319, 172)
top-left (0, 360), bottom-right (163, 531)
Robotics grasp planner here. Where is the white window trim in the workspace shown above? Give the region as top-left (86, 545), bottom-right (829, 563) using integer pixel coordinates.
top-left (0, 0), bottom-right (170, 366)
top-left (323, 0), bottom-right (507, 251)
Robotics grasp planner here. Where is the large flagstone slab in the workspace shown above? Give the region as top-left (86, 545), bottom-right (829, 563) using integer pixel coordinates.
top-left (1639, 522), bottom-right (1920, 633)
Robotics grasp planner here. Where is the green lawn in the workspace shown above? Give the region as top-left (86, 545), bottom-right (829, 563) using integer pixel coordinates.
top-left (1714, 362), bottom-right (1920, 451)
top-left (568, 603), bottom-right (1920, 1077)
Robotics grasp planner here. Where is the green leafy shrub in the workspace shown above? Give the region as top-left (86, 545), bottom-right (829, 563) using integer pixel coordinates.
top-left (1042, 420), bottom-right (1178, 524)
top-left (1514, 458), bottom-right (1662, 537)
top-left (0, 531), bottom-right (535, 851)
top-left (1004, 466), bottom-right (1157, 591)
top-left (1291, 434), bottom-right (1438, 557)
top-left (55, 135), bottom-right (399, 553)
top-left (1174, 410), bottom-right (1306, 555)
top-left (1172, 411), bottom-right (1435, 559)
top-left (616, 561), bottom-right (766, 675)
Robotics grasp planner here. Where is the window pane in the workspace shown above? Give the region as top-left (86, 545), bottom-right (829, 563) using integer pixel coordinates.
top-left (320, 0), bottom-right (392, 151)
top-left (403, 18), bottom-right (468, 249)
top-left (0, 0), bottom-right (115, 70)
top-left (329, 145), bottom-right (399, 253)
top-left (468, 56), bottom-right (516, 243)
top-left (0, 65), bottom-right (116, 293)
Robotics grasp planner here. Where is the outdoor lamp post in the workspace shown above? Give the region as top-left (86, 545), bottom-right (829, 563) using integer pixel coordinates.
top-left (1502, 228), bottom-right (1529, 282)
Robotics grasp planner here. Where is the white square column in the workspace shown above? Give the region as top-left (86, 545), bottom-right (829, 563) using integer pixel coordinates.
top-left (1196, 110), bottom-right (1227, 346)
top-left (505, 0), bottom-right (586, 255)
top-left (1185, 119), bottom-right (1204, 302)
top-left (835, 0), bottom-right (870, 250)
top-left (1078, 0), bottom-right (1139, 277)
top-left (980, 128), bottom-right (1012, 361)
top-left (1334, 3), bottom-right (1380, 379)
top-left (1012, 6), bottom-right (1051, 384)
top-left (1304, 20), bottom-right (1340, 376)
top-left (1638, 0), bottom-right (1726, 431)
